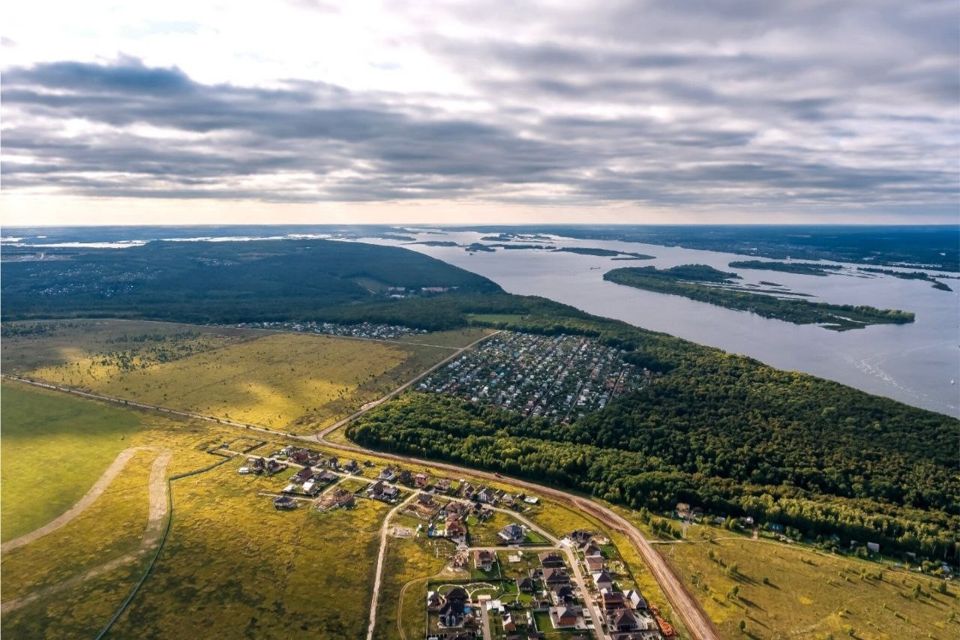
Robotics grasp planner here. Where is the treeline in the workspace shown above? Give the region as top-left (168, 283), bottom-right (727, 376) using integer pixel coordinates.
top-left (348, 393), bottom-right (959, 562)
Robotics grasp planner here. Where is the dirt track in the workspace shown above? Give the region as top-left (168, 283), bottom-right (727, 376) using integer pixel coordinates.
top-left (1, 450), bottom-right (172, 614)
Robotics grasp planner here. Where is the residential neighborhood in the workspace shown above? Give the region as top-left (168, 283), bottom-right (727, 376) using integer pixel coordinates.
top-left (229, 442), bottom-right (672, 640)
top-left (417, 332), bottom-right (647, 422)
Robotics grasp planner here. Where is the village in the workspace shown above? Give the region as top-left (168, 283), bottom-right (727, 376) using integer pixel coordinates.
top-left (231, 320), bottom-right (429, 340)
top-left (229, 443), bottom-right (672, 640)
top-left (416, 332), bottom-right (647, 422)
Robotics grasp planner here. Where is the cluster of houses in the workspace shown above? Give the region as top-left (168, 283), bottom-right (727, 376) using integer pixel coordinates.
top-left (428, 548), bottom-right (592, 640)
top-left (567, 530), bottom-right (667, 640)
top-left (417, 332), bottom-right (646, 423)
top-left (233, 320), bottom-right (427, 340)
top-left (238, 456), bottom-right (287, 476)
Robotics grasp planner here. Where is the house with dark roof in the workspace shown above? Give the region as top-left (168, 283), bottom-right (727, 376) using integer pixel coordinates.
top-left (549, 605), bottom-right (580, 629)
top-left (539, 551), bottom-right (565, 568)
top-left (498, 523), bottom-right (525, 544)
top-left (273, 495), bottom-right (297, 510)
top-left (592, 570), bottom-right (614, 592)
top-left (542, 567), bottom-right (571, 587)
top-left (474, 550), bottom-right (495, 572)
top-left (438, 586), bottom-right (470, 628)
top-left (516, 576), bottom-right (537, 593)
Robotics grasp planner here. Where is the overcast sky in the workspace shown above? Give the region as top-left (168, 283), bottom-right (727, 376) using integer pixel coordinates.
top-left (2, 0), bottom-right (958, 226)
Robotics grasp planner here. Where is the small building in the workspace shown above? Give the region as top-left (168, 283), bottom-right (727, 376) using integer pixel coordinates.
top-left (539, 551), bottom-right (565, 568)
top-left (498, 523), bottom-right (525, 544)
top-left (378, 467), bottom-right (397, 482)
top-left (414, 473), bottom-right (430, 489)
top-left (274, 496), bottom-right (297, 510)
top-left (592, 569), bottom-right (614, 592)
top-left (475, 550), bottom-right (496, 572)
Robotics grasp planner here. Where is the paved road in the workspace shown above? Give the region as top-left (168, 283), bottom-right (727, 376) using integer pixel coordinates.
top-left (316, 330), bottom-right (501, 439)
top-left (3, 360), bottom-right (719, 640)
top-left (2, 449), bottom-right (172, 614)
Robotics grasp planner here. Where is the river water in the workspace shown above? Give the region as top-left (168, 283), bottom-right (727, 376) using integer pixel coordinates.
top-left (363, 230), bottom-right (960, 418)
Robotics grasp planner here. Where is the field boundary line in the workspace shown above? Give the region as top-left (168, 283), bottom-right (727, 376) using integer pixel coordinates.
top-left (93, 454), bottom-right (235, 640)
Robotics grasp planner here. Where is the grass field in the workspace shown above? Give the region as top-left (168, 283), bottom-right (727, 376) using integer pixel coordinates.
top-left (1, 319), bottom-right (252, 373)
top-left (373, 514), bottom-right (450, 640)
top-left (19, 327), bottom-right (453, 432)
top-left (1, 381), bottom-right (144, 540)
top-left (108, 457), bottom-right (391, 639)
top-left (1, 449), bottom-right (155, 601)
top-left (656, 525), bottom-right (960, 639)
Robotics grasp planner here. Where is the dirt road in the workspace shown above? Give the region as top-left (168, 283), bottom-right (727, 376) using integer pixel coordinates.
top-left (366, 492), bottom-right (420, 640)
top-left (2, 448), bottom-right (168, 554)
top-left (1, 449), bottom-right (172, 614)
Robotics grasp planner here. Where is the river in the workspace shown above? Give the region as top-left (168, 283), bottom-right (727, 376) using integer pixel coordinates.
top-left (362, 230), bottom-right (960, 417)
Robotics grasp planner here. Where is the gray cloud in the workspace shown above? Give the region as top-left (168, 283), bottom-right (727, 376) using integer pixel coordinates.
top-left (2, 0), bottom-right (958, 216)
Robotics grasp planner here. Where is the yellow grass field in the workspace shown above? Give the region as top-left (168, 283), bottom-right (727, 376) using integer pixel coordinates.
top-left (108, 456), bottom-right (391, 639)
top-left (373, 514), bottom-right (451, 640)
top-left (655, 525), bottom-right (960, 640)
top-left (26, 330), bottom-right (451, 431)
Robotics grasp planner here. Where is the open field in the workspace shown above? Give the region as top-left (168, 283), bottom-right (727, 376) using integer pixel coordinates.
top-left (10, 321), bottom-right (454, 431)
top-left (397, 327), bottom-right (493, 348)
top-left (373, 514), bottom-right (451, 640)
top-left (1, 381), bottom-right (143, 540)
top-left (1, 319), bottom-right (253, 373)
top-left (1, 449), bottom-right (156, 602)
top-left (655, 525), bottom-right (960, 639)
top-left (108, 456), bottom-right (391, 639)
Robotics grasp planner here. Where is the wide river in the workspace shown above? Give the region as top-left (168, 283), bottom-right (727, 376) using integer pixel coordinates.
top-left (365, 230), bottom-right (960, 417)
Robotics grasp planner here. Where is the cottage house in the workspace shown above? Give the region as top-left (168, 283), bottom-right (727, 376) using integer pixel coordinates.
top-left (475, 550), bottom-right (495, 572)
top-left (273, 496), bottom-right (296, 510)
top-left (585, 555), bottom-right (605, 572)
top-left (592, 570), bottom-right (614, 591)
top-left (543, 568), bottom-right (570, 587)
top-left (550, 605), bottom-right (580, 628)
top-left (438, 586), bottom-right (469, 628)
top-left (516, 576), bottom-right (536, 593)
top-left (378, 467), bottom-right (397, 482)
top-left (498, 523), bottom-right (525, 544)
top-left (539, 551), bottom-right (565, 568)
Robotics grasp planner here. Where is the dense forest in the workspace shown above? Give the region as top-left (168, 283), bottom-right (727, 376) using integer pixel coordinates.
top-left (0, 239), bottom-right (500, 323)
top-left (604, 265), bottom-right (915, 330)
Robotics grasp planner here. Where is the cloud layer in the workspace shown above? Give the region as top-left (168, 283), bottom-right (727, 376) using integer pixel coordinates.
top-left (2, 0), bottom-right (958, 217)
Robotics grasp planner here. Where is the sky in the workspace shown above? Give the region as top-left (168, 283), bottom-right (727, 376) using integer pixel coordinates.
top-left (1, 0), bottom-right (958, 226)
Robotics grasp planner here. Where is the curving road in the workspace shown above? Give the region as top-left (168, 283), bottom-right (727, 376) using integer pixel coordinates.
top-left (3, 356), bottom-right (718, 640)
top-left (2, 449), bottom-right (172, 614)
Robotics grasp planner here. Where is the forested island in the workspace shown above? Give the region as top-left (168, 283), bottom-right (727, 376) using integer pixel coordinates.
top-left (604, 265), bottom-right (915, 330)
top-left (728, 260), bottom-right (843, 276)
top-left (858, 267), bottom-right (953, 291)
top-left (554, 247), bottom-right (655, 259)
